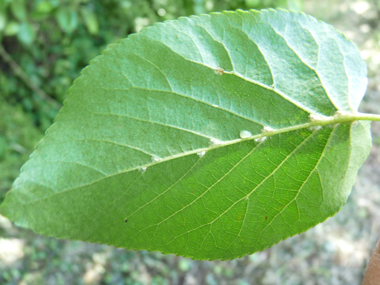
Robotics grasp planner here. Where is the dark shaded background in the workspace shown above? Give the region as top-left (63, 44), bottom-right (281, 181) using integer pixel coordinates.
top-left (0, 0), bottom-right (379, 284)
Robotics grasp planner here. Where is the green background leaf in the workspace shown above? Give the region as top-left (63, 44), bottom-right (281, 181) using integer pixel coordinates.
top-left (80, 7), bottom-right (99, 35)
top-left (17, 21), bottom-right (36, 45)
top-left (10, 0), bottom-right (27, 22)
top-left (0, 9), bottom-right (372, 260)
top-left (56, 7), bottom-right (78, 34)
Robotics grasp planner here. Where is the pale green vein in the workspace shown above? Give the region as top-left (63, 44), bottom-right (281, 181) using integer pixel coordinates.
top-left (31, 160), bottom-right (107, 176)
top-left (127, 51), bottom-right (174, 91)
top-left (46, 138), bottom-right (156, 158)
top-left (90, 111), bottom-right (215, 140)
top-left (100, 85), bottom-right (266, 128)
top-left (143, 34), bottom-right (319, 115)
top-left (255, 126), bottom-right (336, 245)
top-left (266, 23), bottom-right (338, 112)
top-left (144, 142), bottom-right (263, 241)
top-left (161, 129), bottom-right (318, 252)
top-left (126, 156), bottom-right (203, 220)
top-left (16, 113), bottom-right (379, 207)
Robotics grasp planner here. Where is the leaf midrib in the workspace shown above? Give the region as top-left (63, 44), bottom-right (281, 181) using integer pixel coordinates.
top-left (255, 125), bottom-right (337, 245)
top-left (19, 114), bottom-right (361, 207)
top-left (134, 128), bottom-right (314, 240)
top-left (129, 123), bottom-right (333, 254)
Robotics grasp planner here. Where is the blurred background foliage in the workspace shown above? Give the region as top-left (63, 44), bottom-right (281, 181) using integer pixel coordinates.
top-left (1, 0), bottom-right (380, 284)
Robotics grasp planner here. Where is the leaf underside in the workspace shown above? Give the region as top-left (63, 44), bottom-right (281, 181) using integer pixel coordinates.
top-left (0, 9), bottom-right (372, 260)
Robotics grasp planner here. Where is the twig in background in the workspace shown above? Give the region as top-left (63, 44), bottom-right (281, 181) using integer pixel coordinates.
top-left (0, 44), bottom-right (62, 110)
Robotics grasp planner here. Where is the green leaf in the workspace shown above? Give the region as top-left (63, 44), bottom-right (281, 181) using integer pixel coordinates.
top-left (17, 21), bottom-right (36, 45)
top-left (4, 21), bottom-right (19, 36)
top-left (0, 10), bottom-right (7, 32)
top-left (81, 7), bottom-right (99, 35)
top-left (56, 7), bottom-right (78, 34)
top-left (31, 1), bottom-right (54, 21)
top-left (10, 0), bottom-right (27, 21)
top-left (0, 9), bottom-right (372, 260)
top-left (35, 1), bottom-right (54, 14)
top-left (0, 2), bottom-right (7, 32)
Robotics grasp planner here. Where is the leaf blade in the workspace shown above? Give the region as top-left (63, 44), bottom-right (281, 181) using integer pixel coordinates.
top-left (0, 9), bottom-right (372, 260)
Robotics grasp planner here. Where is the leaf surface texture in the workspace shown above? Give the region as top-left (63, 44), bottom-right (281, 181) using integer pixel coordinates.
top-left (0, 9), bottom-right (372, 260)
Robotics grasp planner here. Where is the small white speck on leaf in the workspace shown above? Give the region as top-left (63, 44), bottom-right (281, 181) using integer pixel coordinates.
top-left (335, 110), bottom-right (354, 117)
top-left (210, 138), bottom-right (223, 146)
top-left (240, 130), bottom-right (252, 139)
top-left (139, 167), bottom-right (147, 173)
top-left (214, 67), bottom-right (224, 75)
top-left (197, 151), bottom-right (206, 157)
top-left (151, 156), bottom-right (161, 162)
top-left (308, 125), bottom-right (322, 132)
top-left (262, 126), bottom-right (274, 133)
top-left (255, 137), bottom-right (267, 143)
top-left (309, 113), bottom-right (329, 122)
